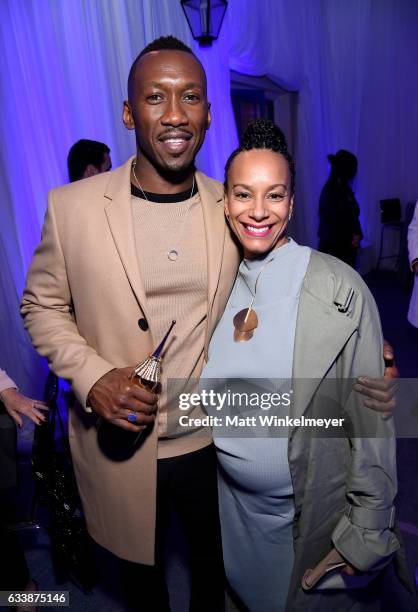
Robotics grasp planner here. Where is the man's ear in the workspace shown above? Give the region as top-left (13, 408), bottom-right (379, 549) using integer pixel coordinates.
top-left (123, 100), bottom-right (135, 130)
top-left (206, 102), bottom-right (212, 131)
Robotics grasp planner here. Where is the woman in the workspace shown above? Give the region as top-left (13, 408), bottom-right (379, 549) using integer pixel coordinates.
top-left (317, 149), bottom-right (363, 268)
top-left (0, 368), bottom-right (48, 609)
top-left (201, 120), bottom-right (400, 611)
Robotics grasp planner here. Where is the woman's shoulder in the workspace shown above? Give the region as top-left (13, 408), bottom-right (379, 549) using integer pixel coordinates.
top-left (303, 249), bottom-right (376, 313)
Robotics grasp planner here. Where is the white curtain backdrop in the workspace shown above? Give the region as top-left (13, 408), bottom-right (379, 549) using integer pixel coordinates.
top-left (0, 0), bottom-right (417, 393)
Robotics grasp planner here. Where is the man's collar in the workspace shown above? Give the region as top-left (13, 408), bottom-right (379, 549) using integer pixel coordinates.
top-left (130, 181), bottom-right (199, 203)
top-left (103, 156), bottom-right (224, 204)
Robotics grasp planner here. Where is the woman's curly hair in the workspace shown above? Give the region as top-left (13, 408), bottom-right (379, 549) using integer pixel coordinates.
top-left (224, 119), bottom-right (295, 193)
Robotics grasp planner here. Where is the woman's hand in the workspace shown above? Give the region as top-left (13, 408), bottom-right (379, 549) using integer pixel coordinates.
top-left (0, 387), bottom-right (49, 427)
top-left (341, 563), bottom-right (359, 576)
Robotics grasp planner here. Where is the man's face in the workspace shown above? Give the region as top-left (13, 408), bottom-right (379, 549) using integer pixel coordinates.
top-left (123, 50), bottom-right (211, 174)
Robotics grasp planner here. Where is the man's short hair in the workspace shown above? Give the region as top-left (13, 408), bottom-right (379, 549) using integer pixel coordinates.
top-left (67, 139), bottom-right (110, 182)
top-left (127, 35), bottom-right (199, 102)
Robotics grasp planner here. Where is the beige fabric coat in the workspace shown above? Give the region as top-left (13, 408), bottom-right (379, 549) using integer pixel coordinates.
top-left (282, 251), bottom-right (409, 610)
top-left (21, 157), bottom-right (240, 563)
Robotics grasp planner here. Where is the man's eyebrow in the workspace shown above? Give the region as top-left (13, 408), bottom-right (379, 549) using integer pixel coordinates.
top-left (183, 82), bottom-right (204, 89)
top-left (145, 81), bottom-right (203, 89)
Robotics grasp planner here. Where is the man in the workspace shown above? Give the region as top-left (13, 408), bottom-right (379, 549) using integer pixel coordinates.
top-left (407, 201), bottom-right (418, 331)
top-left (67, 139), bottom-right (112, 182)
top-left (21, 36), bottom-right (397, 611)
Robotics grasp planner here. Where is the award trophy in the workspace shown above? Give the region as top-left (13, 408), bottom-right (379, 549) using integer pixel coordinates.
top-left (96, 320), bottom-right (176, 456)
top-left (130, 320), bottom-right (176, 444)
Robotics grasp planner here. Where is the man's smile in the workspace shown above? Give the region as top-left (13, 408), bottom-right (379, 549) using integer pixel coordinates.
top-left (158, 130), bottom-right (193, 155)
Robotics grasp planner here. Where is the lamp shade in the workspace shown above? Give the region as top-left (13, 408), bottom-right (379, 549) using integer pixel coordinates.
top-left (181, 0), bottom-right (228, 46)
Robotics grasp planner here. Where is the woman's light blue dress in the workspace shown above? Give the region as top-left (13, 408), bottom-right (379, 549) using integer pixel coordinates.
top-left (201, 239), bottom-right (310, 611)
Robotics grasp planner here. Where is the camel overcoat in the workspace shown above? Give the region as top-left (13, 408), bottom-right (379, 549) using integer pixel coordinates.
top-left (21, 157), bottom-right (240, 563)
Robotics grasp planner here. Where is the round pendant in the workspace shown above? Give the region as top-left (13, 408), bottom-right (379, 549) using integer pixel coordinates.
top-left (168, 249), bottom-right (179, 261)
top-left (233, 308), bottom-right (258, 342)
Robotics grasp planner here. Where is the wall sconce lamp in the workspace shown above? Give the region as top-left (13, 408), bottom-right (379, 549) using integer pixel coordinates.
top-left (181, 0), bottom-right (228, 46)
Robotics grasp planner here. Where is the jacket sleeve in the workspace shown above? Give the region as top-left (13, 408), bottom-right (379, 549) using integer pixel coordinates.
top-left (331, 284), bottom-right (399, 572)
top-left (0, 369), bottom-right (17, 394)
top-left (20, 191), bottom-right (115, 409)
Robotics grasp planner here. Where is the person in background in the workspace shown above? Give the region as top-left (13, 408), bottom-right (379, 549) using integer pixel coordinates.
top-left (407, 201), bottom-right (418, 332)
top-left (0, 368), bottom-right (48, 608)
top-left (67, 139), bottom-right (111, 182)
top-left (318, 149), bottom-right (363, 268)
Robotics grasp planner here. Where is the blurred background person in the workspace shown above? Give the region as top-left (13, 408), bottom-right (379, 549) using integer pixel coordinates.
top-left (318, 149), bottom-right (363, 268)
top-left (67, 139), bottom-right (111, 182)
top-left (0, 368), bottom-right (48, 600)
top-left (407, 200), bottom-right (418, 333)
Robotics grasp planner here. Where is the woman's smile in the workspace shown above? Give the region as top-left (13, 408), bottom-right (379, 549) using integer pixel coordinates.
top-left (242, 223), bottom-right (274, 237)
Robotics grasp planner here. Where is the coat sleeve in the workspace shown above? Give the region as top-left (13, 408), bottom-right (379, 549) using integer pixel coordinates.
top-left (20, 191), bottom-right (115, 409)
top-left (0, 369), bottom-right (17, 394)
top-left (331, 283), bottom-right (399, 572)
top-left (407, 201), bottom-right (418, 267)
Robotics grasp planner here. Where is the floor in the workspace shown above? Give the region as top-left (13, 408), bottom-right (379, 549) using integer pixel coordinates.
top-left (9, 270), bottom-right (418, 611)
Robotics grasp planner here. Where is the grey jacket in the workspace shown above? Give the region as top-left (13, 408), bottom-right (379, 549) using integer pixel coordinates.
top-left (285, 250), bottom-right (406, 611)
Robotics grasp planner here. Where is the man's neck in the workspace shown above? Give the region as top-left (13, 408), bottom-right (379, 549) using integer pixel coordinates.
top-left (132, 154), bottom-right (195, 194)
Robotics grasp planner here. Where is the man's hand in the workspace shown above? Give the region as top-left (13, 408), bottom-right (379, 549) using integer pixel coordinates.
top-left (353, 340), bottom-right (399, 418)
top-left (412, 261), bottom-right (418, 275)
top-left (0, 387), bottom-right (49, 427)
top-left (88, 367), bottom-right (158, 432)
top-left (352, 234), bottom-right (362, 249)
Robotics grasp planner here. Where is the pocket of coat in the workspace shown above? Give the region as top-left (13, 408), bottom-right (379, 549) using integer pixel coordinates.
top-left (301, 547), bottom-right (380, 591)
top-left (302, 566), bottom-right (379, 591)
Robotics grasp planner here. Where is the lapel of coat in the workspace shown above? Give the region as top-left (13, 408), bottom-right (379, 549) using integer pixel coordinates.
top-left (103, 156), bottom-right (152, 327)
top-left (290, 251), bottom-right (358, 424)
top-left (195, 171), bottom-right (227, 326)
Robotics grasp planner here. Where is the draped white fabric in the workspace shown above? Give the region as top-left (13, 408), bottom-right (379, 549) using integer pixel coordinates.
top-left (0, 0), bottom-right (417, 392)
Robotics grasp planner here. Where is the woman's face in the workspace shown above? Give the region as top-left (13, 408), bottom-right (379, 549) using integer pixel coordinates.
top-left (225, 149), bottom-right (293, 259)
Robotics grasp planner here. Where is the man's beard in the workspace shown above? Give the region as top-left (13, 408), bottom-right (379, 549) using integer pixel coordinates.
top-left (138, 145), bottom-right (196, 185)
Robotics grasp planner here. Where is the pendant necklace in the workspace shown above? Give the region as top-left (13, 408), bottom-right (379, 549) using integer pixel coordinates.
top-left (132, 160), bottom-right (195, 261)
top-left (233, 256), bottom-right (275, 342)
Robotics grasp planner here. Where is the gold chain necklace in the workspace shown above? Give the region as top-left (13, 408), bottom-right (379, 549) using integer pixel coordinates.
top-left (132, 160), bottom-right (195, 261)
top-left (233, 256), bottom-right (275, 342)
